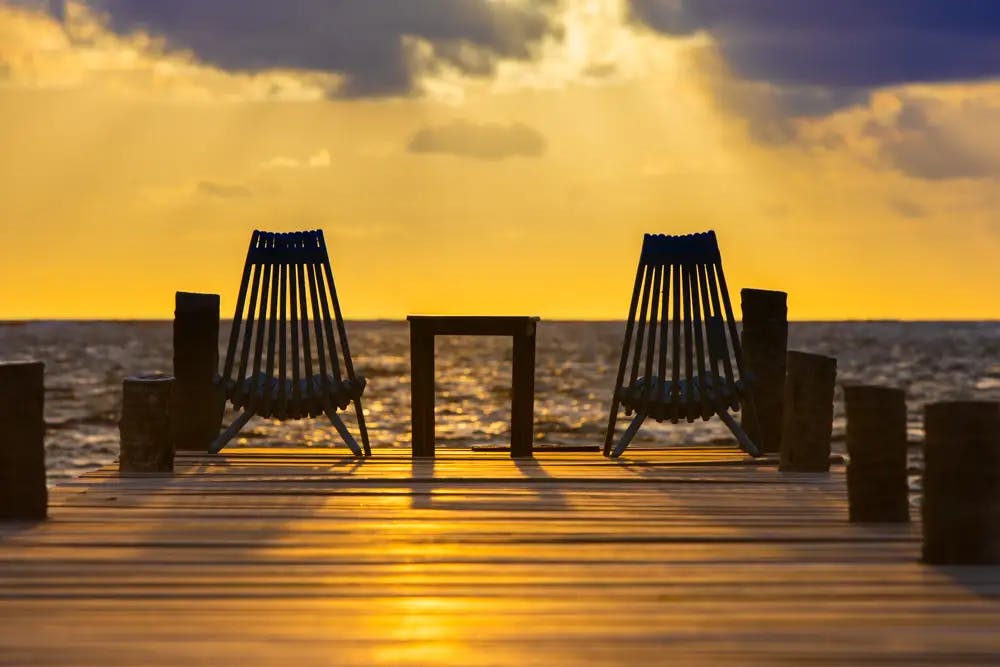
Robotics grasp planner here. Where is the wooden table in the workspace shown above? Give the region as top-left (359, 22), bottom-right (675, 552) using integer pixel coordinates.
top-left (407, 315), bottom-right (539, 458)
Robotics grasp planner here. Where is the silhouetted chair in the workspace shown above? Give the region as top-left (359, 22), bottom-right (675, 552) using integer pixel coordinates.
top-left (211, 230), bottom-right (370, 457)
top-left (603, 231), bottom-right (760, 458)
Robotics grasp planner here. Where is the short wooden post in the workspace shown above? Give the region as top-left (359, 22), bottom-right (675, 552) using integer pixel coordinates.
top-left (120, 374), bottom-right (175, 473)
top-left (172, 292), bottom-right (223, 452)
top-left (740, 289), bottom-right (788, 454)
top-left (780, 351), bottom-right (837, 472)
top-left (0, 361), bottom-right (47, 520)
top-left (845, 385), bottom-right (909, 522)
top-left (922, 401), bottom-right (1000, 564)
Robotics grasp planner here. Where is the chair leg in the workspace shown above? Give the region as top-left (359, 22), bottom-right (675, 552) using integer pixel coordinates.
top-left (603, 398), bottom-right (621, 457)
top-left (610, 411), bottom-right (647, 459)
top-left (326, 406), bottom-right (364, 458)
top-left (352, 398), bottom-right (371, 457)
top-left (210, 409), bottom-right (255, 454)
top-left (717, 408), bottom-right (762, 457)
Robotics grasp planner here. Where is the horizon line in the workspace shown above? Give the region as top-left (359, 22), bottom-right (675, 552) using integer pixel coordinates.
top-left (2, 317), bottom-right (999, 325)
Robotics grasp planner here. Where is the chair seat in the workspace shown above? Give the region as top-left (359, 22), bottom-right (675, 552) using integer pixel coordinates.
top-left (618, 374), bottom-right (744, 423)
top-left (221, 373), bottom-right (366, 420)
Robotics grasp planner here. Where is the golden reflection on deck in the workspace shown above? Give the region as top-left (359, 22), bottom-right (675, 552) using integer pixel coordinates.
top-left (0, 447), bottom-right (997, 665)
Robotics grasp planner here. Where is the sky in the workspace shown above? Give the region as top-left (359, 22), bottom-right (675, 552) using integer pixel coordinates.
top-left (0, 0), bottom-right (998, 320)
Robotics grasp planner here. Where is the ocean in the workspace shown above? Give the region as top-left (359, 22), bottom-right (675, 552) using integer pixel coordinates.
top-left (2, 320), bottom-right (998, 493)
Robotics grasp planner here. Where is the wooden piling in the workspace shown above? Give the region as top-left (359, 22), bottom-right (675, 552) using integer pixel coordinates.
top-left (740, 289), bottom-right (788, 454)
top-left (922, 401), bottom-right (1000, 564)
top-left (779, 351), bottom-right (837, 472)
top-left (173, 292), bottom-right (222, 452)
top-left (0, 361), bottom-right (47, 520)
top-left (844, 385), bottom-right (909, 522)
top-left (120, 374), bottom-right (175, 474)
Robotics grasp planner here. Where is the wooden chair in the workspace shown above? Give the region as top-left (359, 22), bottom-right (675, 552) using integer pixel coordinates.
top-left (603, 231), bottom-right (761, 458)
top-left (210, 230), bottom-right (370, 457)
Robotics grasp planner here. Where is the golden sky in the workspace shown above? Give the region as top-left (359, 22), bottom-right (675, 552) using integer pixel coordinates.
top-left (1, 1), bottom-right (998, 319)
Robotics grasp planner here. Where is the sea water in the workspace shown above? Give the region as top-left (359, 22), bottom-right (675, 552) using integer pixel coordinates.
top-left (1, 321), bottom-right (997, 491)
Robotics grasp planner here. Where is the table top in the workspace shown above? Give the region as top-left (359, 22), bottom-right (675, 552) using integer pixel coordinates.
top-left (407, 315), bottom-right (540, 336)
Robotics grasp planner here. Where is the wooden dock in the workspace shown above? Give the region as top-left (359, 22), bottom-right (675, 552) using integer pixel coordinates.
top-left (1, 447), bottom-right (998, 665)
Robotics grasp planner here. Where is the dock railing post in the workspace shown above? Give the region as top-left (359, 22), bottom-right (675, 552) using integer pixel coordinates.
top-left (779, 351), bottom-right (837, 472)
top-left (845, 385), bottom-right (909, 522)
top-left (740, 289), bottom-right (788, 454)
top-left (173, 292), bottom-right (222, 452)
top-left (120, 375), bottom-right (175, 474)
top-left (922, 401), bottom-right (1000, 564)
top-left (0, 361), bottom-right (47, 520)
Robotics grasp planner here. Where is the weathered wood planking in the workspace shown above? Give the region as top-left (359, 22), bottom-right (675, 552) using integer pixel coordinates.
top-left (1, 447), bottom-right (998, 666)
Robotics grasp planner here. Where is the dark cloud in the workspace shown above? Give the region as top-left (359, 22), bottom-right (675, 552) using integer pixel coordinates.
top-left (407, 121), bottom-right (545, 160)
top-left (632, 2), bottom-right (1000, 178)
top-left (196, 181), bottom-right (252, 198)
top-left (81, 0), bottom-right (557, 97)
top-left (881, 127), bottom-right (1000, 181)
top-left (876, 97), bottom-right (1000, 181)
top-left (704, 72), bottom-right (868, 144)
top-left (630, 1), bottom-right (1000, 90)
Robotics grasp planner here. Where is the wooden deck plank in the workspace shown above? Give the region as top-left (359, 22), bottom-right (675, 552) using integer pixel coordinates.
top-left (0, 447), bottom-right (997, 665)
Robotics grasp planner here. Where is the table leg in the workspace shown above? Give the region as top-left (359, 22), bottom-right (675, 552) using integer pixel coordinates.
top-left (410, 330), bottom-right (435, 457)
top-left (511, 330), bottom-right (536, 459)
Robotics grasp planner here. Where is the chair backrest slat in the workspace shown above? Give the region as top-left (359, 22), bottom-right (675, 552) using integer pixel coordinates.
top-left (694, 264), bottom-right (717, 385)
top-left (222, 230), bottom-right (258, 385)
top-left (704, 261), bottom-right (736, 389)
top-left (236, 253), bottom-right (263, 390)
top-left (681, 262), bottom-right (694, 407)
top-left (656, 264), bottom-right (670, 405)
top-left (627, 265), bottom-right (654, 392)
top-left (288, 249), bottom-right (302, 407)
top-left (642, 263), bottom-right (662, 404)
top-left (250, 236), bottom-right (273, 400)
top-left (264, 237), bottom-right (280, 389)
top-left (295, 260), bottom-right (314, 404)
top-left (684, 264), bottom-right (706, 398)
top-left (306, 261), bottom-right (330, 392)
top-left (315, 258), bottom-right (343, 384)
top-left (670, 259), bottom-right (682, 409)
top-left (714, 259), bottom-right (745, 379)
top-left (319, 234), bottom-right (358, 381)
top-left (277, 257), bottom-right (288, 410)
top-left (610, 262), bottom-right (646, 413)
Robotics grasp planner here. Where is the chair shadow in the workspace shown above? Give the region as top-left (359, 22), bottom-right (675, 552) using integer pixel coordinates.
top-left (607, 449), bottom-right (921, 555)
top-left (0, 519), bottom-right (48, 542)
top-left (44, 449), bottom-right (367, 564)
top-left (408, 452), bottom-right (567, 512)
top-left (930, 565), bottom-right (1000, 600)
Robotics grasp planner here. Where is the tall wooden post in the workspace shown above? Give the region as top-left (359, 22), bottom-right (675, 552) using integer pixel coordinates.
top-left (779, 351), bottom-right (837, 472)
top-left (120, 375), bottom-right (175, 474)
top-left (740, 289), bottom-right (788, 454)
top-left (0, 361), bottom-right (47, 520)
top-left (922, 401), bottom-right (1000, 564)
top-left (845, 385), bottom-right (909, 522)
top-left (173, 292), bottom-right (222, 452)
